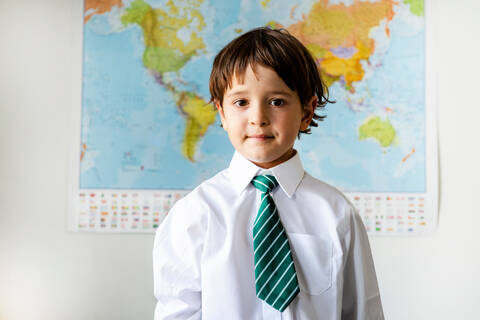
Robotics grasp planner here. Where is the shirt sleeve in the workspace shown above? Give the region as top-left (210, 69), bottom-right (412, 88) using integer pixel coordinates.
top-left (341, 206), bottom-right (384, 320)
top-left (153, 196), bottom-right (207, 320)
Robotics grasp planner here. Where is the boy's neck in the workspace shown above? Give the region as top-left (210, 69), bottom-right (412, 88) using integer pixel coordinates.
top-left (249, 149), bottom-right (297, 169)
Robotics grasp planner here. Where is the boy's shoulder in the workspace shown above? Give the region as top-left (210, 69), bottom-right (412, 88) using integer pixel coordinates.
top-left (162, 169), bottom-right (230, 230)
top-left (175, 167), bottom-right (233, 207)
top-left (301, 171), bottom-right (353, 208)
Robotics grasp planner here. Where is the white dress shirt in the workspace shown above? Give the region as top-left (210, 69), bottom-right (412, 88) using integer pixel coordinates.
top-left (153, 150), bottom-right (384, 320)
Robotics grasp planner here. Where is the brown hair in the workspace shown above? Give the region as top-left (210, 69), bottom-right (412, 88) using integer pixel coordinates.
top-left (209, 26), bottom-right (333, 137)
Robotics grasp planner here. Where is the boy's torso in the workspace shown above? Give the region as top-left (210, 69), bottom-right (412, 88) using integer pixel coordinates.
top-left (181, 153), bottom-right (353, 319)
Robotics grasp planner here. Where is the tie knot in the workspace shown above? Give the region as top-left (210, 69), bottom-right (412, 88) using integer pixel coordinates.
top-left (251, 175), bottom-right (279, 193)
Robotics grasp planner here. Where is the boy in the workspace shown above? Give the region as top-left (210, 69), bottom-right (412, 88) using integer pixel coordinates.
top-left (153, 27), bottom-right (384, 319)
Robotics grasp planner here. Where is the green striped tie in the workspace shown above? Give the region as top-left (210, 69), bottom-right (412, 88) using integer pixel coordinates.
top-left (251, 175), bottom-right (299, 312)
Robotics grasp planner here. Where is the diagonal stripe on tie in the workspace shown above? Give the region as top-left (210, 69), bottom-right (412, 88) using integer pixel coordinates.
top-left (251, 175), bottom-right (299, 312)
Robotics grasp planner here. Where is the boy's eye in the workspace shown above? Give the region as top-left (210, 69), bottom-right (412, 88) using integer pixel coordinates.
top-left (270, 98), bottom-right (284, 107)
top-left (233, 99), bottom-right (248, 107)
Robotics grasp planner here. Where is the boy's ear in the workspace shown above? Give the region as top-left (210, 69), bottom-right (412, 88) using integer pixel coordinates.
top-left (215, 101), bottom-right (228, 131)
top-left (300, 96), bottom-right (317, 131)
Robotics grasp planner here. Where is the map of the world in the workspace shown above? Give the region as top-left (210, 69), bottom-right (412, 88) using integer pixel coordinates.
top-left (80, 0), bottom-right (425, 194)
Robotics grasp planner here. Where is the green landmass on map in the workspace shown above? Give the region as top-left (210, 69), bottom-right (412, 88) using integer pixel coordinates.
top-left (121, 0), bottom-right (216, 162)
top-left (359, 116), bottom-right (396, 148)
top-left (404, 0), bottom-right (424, 16)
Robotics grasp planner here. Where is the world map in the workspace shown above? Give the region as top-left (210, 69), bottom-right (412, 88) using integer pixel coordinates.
top-left (80, 0), bottom-right (425, 193)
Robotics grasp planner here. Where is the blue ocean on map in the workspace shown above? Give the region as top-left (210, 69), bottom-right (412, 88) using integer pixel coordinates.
top-left (80, 0), bottom-right (426, 193)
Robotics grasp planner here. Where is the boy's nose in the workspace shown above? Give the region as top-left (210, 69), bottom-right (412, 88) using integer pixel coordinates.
top-left (249, 104), bottom-right (269, 127)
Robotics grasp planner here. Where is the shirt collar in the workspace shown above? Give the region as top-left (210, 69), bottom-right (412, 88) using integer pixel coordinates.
top-left (227, 150), bottom-right (305, 198)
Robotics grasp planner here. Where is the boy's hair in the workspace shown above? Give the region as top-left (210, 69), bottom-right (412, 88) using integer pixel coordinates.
top-left (209, 26), bottom-right (332, 137)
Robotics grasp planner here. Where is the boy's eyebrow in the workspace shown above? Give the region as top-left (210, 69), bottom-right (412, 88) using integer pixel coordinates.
top-left (225, 90), bottom-right (293, 98)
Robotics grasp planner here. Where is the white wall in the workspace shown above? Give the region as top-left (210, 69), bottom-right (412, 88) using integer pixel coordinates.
top-left (1, 0), bottom-right (479, 319)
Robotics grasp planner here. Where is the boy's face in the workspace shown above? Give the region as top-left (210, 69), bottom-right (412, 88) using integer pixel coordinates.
top-left (216, 64), bottom-right (316, 169)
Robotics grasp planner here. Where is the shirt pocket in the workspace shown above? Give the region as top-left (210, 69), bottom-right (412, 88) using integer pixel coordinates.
top-left (287, 232), bottom-right (333, 295)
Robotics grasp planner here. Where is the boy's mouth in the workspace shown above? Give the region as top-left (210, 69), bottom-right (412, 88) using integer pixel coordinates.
top-left (247, 134), bottom-right (274, 140)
